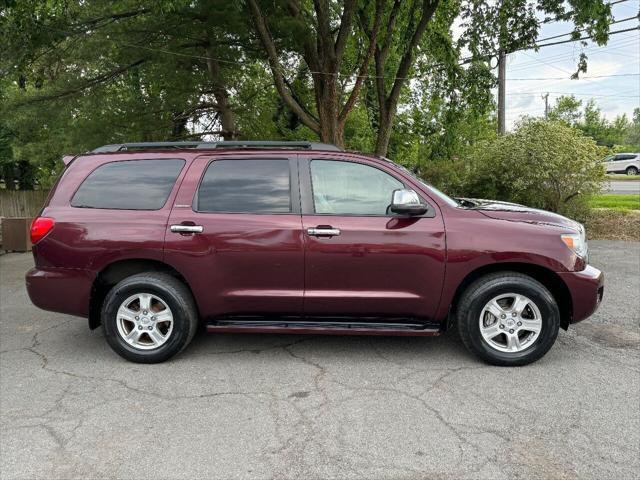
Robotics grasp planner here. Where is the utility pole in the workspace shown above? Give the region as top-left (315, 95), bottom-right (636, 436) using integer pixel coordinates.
top-left (497, 50), bottom-right (506, 134)
top-left (542, 93), bottom-right (549, 118)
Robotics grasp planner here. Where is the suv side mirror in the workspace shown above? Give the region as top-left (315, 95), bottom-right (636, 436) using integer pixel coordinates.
top-left (390, 189), bottom-right (428, 216)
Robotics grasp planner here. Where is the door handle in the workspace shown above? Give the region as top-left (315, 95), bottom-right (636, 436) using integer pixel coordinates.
top-left (307, 227), bottom-right (341, 237)
top-left (170, 224), bottom-right (204, 234)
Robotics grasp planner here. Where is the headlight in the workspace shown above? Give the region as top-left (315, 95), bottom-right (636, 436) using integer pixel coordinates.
top-left (561, 224), bottom-right (588, 258)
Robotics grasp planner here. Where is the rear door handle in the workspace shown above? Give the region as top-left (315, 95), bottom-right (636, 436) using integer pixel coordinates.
top-left (307, 227), bottom-right (341, 237)
top-left (171, 224), bottom-right (204, 234)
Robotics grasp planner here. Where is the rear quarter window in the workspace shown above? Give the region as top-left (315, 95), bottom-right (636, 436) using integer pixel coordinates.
top-left (71, 159), bottom-right (184, 210)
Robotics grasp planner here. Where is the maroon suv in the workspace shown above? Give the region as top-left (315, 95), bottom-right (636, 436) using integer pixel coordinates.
top-left (26, 141), bottom-right (604, 365)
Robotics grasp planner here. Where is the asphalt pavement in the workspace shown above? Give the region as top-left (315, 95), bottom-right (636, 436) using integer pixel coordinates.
top-left (1, 241), bottom-right (639, 479)
top-left (604, 179), bottom-right (640, 195)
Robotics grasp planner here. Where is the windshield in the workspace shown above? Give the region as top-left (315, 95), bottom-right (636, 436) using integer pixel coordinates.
top-left (391, 162), bottom-right (460, 208)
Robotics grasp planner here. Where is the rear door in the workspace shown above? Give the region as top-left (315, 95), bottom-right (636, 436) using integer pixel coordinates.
top-left (299, 156), bottom-right (446, 321)
top-left (164, 155), bottom-right (305, 319)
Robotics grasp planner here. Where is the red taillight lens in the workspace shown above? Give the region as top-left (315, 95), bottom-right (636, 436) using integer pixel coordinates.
top-left (30, 217), bottom-right (55, 245)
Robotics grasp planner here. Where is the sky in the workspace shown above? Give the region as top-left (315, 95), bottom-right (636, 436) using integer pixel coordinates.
top-left (502, 0), bottom-right (639, 128)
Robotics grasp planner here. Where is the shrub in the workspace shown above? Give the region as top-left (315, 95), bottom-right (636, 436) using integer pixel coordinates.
top-left (460, 119), bottom-right (605, 220)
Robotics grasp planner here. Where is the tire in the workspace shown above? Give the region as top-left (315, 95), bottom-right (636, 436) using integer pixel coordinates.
top-left (101, 272), bottom-right (198, 363)
top-left (626, 166), bottom-right (638, 176)
top-left (456, 272), bottom-right (560, 366)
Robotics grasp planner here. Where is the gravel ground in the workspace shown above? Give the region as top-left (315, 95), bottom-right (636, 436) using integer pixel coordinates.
top-left (1, 241), bottom-right (639, 480)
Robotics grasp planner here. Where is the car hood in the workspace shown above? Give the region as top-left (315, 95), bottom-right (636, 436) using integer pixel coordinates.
top-left (458, 198), bottom-right (581, 231)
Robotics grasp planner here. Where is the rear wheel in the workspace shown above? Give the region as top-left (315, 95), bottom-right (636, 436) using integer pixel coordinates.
top-left (456, 272), bottom-right (560, 366)
top-left (102, 273), bottom-right (198, 363)
top-left (626, 166), bottom-right (638, 176)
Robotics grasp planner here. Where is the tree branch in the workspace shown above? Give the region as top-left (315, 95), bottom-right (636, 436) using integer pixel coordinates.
top-left (339, 0), bottom-right (384, 122)
top-left (335, 0), bottom-right (358, 61)
top-left (386, 0), bottom-right (439, 110)
top-left (16, 59), bottom-right (148, 105)
top-left (247, 0), bottom-right (320, 133)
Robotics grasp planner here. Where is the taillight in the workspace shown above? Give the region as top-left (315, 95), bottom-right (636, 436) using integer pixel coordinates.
top-left (30, 217), bottom-right (55, 244)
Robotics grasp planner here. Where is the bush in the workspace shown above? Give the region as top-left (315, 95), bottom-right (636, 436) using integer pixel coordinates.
top-left (460, 119), bottom-right (605, 220)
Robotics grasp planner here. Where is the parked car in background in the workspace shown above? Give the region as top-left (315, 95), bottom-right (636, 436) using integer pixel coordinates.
top-left (26, 141), bottom-right (603, 366)
top-left (603, 153), bottom-right (639, 175)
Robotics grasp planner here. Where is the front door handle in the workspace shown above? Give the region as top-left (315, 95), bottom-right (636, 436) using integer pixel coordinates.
top-left (171, 224), bottom-right (204, 234)
top-left (307, 226), bottom-right (341, 237)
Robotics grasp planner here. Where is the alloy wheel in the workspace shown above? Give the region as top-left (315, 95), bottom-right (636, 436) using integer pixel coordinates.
top-left (116, 293), bottom-right (174, 350)
top-left (479, 293), bottom-right (542, 353)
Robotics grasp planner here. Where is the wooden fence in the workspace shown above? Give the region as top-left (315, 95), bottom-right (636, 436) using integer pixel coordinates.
top-left (0, 190), bottom-right (50, 218)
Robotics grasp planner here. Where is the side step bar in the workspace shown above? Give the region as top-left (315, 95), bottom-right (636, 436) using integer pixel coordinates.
top-left (206, 319), bottom-right (442, 336)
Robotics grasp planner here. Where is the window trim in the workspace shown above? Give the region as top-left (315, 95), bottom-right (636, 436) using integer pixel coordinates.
top-left (70, 158), bottom-right (186, 211)
top-left (192, 157), bottom-right (300, 215)
top-left (299, 157), bottom-right (435, 218)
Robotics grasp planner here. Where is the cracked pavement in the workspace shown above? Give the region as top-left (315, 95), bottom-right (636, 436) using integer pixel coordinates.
top-left (1, 240), bottom-right (639, 480)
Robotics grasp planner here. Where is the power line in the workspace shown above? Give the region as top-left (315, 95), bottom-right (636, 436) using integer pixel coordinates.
top-left (507, 91), bottom-right (639, 98)
top-left (536, 26), bottom-right (639, 48)
top-left (536, 15), bottom-right (639, 43)
top-left (507, 73), bottom-right (639, 80)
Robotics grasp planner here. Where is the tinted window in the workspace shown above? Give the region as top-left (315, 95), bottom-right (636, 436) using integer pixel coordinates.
top-left (197, 159), bottom-right (291, 213)
top-left (311, 160), bottom-right (403, 215)
top-left (71, 159), bottom-right (184, 210)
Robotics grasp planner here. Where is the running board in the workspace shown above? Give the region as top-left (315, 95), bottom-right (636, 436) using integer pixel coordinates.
top-left (206, 319), bottom-right (442, 336)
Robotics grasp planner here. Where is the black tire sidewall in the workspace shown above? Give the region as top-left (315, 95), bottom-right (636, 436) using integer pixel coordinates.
top-left (459, 276), bottom-right (560, 366)
top-left (102, 275), bottom-right (194, 363)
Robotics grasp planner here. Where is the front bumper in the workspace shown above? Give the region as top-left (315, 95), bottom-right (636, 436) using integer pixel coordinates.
top-left (26, 267), bottom-right (94, 318)
top-left (557, 265), bottom-right (604, 324)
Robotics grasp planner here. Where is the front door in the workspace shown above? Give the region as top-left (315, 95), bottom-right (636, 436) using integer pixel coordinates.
top-left (299, 157), bottom-right (446, 321)
top-left (164, 156), bottom-right (304, 319)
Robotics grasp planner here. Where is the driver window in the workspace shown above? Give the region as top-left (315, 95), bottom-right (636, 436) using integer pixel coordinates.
top-left (310, 160), bottom-right (403, 215)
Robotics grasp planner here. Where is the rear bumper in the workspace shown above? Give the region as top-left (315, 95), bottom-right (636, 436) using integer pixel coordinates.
top-left (557, 265), bottom-right (604, 324)
top-left (26, 267), bottom-right (94, 318)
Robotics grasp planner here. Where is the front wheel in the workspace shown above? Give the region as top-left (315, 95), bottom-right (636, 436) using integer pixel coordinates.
top-left (101, 273), bottom-right (198, 363)
top-left (456, 272), bottom-right (560, 366)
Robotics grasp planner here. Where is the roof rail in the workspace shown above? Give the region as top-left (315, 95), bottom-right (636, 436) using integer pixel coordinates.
top-left (91, 141), bottom-right (342, 153)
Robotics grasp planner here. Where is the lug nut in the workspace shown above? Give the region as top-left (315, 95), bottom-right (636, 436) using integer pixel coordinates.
top-left (135, 316), bottom-right (139, 320)
top-left (148, 326), bottom-right (153, 330)
top-left (509, 329), bottom-right (514, 334)
top-left (500, 324), bottom-right (504, 329)
top-left (517, 321), bottom-right (522, 326)
top-left (138, 325), bottom-right (143, 330)
top-left (143, 310), bottom-right (148, 315)
top-left (151, 316), bottom-right (156, 321)
top-left (500, 314), bottom-right (506, 319)
top-left (512, 312), bottom-right (517, 317)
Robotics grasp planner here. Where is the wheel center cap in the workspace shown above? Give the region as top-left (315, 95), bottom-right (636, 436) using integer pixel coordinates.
top-left (506, 318), bottom-right (516, 327)
top-left (140, 317), bottom-right (151, 325)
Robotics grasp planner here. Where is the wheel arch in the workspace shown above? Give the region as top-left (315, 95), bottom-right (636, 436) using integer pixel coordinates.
top-left (448, 262), bottom-right (573, 331)
top-left (89, 258), bottom-right (198, 330)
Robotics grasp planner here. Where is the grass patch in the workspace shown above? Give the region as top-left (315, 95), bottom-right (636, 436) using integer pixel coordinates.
top-left (586, 209), bottom-right (640, 241)
top-left (589, 194), bottom-right (640, 211)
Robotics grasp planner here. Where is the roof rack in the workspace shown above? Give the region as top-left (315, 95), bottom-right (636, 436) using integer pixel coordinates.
top-left (92, 141), bottom-right (342, 153)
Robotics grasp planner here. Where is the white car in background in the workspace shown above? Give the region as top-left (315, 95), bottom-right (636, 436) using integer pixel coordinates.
top-left (603, 153), bottom-right (639, 175)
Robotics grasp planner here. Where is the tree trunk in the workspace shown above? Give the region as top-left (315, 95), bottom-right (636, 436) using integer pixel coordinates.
top-left (205, 48), bottom-right (236, 140)
top-left (374, 108), bottom-right (394, 157)
top-left (316, 75), bottom-right (345, 147)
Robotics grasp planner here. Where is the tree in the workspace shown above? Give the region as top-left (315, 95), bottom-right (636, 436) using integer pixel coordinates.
top-left (246, 0), bottom-right (615, 156)
top-left (463, 119), bottom-right (604, 219)
top-left (246, 0), bottom-right (384, 148)
top-left (548, 95), bottom-right (583, 125)
top-left (625, 108), bottom-right (640, 147)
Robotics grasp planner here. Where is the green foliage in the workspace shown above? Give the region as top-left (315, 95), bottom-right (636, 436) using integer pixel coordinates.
top-left (548, 96), bottom-right (639, 149)
top-left (460, 119), bottom-right (605, 220)
top-left (589, 194), bottom-right (640, 212)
